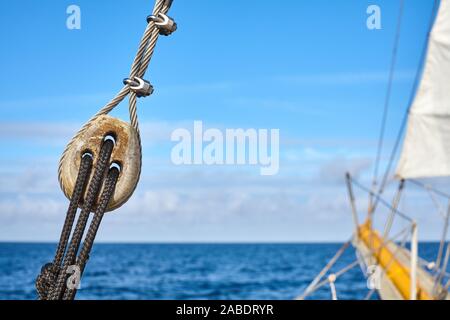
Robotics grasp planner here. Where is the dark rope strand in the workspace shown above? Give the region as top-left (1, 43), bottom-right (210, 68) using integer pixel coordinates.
top-left (64, 166), bottom-right (120, 300)
top-left (35, 154), bottom-right (93, 300)
top-left (54, 155), bottom-right (93, 267)
top-left (48, 139), bottom-right (114, 300)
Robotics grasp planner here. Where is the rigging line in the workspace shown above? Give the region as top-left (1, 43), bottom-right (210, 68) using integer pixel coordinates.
top-left (435, 244), bottom-right (450, 294)
top-left (371, 0), bottom-right (440, 212)
top-left (436, 204), bottom-right (450, 272)
top-left (425, 188), bottom-right (447, 219)
top-left (371, 0), bottom-right (405, 193)
top-left (49, 139), bottom-right (115, 300)
top-left (297, 240), bottom-right (351, 299)
top-left (403, 178), bottom-right (450, 274)
top-left (408, 179), bottom-right (450, 200)
top-left (350, 176), bottom-right (413, 223)
top-left (35, 154), bottom-right (93, 300)
top-left (312, 261), bottom-right (360, 292)
top-left (64, 166), bottom-right (120, 300)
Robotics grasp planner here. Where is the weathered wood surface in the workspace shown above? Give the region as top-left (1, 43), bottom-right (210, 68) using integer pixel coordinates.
top-left (59, 115), bottom-right (141, 211)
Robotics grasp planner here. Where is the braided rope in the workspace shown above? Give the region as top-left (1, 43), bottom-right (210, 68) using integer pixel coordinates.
top-left (63, 166), bottom-right (120, 300)
top-left (58, 0), bottom-right (172, 198)
top-left (49, 139), bottom-right (115, 300)
top-left (36, 263), bottom-right (57, 300)
top-left (54, 154), bottom-right (93, 267)
top-left (36, 155), bottom-right (93, 300)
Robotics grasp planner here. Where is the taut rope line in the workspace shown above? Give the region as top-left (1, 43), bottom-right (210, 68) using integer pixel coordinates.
top-left (370, 0), bottom-right (405, 204)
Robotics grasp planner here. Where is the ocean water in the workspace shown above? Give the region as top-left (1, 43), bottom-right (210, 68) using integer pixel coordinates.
top-left (0, 242), bottom-right (443, 300)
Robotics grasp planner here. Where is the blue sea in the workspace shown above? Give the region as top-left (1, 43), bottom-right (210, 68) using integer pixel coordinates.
top-left (0, 242), bottom-right (444, 300)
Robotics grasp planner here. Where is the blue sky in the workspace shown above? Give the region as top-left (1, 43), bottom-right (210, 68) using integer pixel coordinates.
top-left (0, 0), bottom-right (444, 242)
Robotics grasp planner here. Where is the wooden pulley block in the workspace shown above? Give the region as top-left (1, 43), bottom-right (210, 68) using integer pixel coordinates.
top-left (59, 114), bottom-right (141, 211)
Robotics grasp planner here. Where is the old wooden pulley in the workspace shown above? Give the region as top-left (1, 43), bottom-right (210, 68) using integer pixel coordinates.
top-left (58, 115), bottom-right (141, 211)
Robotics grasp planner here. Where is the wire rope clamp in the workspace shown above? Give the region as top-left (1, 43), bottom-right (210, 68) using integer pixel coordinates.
top-left (147, 12), bottom-right (177, 36)
top-left (58, 115), bottom-right (141, 212)
top-left (123, 77), bottom-right (153, 98)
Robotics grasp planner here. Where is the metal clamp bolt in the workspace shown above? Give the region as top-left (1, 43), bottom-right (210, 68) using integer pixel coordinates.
top-left (147, 13), bottom-right (177, 36)
top-left (123, 77), bottom-right (154, 98)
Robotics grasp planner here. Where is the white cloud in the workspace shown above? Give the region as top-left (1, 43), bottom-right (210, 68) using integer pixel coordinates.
top-left (0, 163), bottom-right (445, 242)
top-left (0, 159), bottom-right (360, 241)
top-left (0, 119), bottom-right (446, 242)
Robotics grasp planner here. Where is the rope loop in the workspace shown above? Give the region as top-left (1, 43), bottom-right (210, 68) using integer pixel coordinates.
top-left (35, 263), bottom-right (59, 300)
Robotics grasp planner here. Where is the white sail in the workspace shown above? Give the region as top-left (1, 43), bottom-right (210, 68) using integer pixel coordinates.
top-left (396, 0), bottom-right (450, 179)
